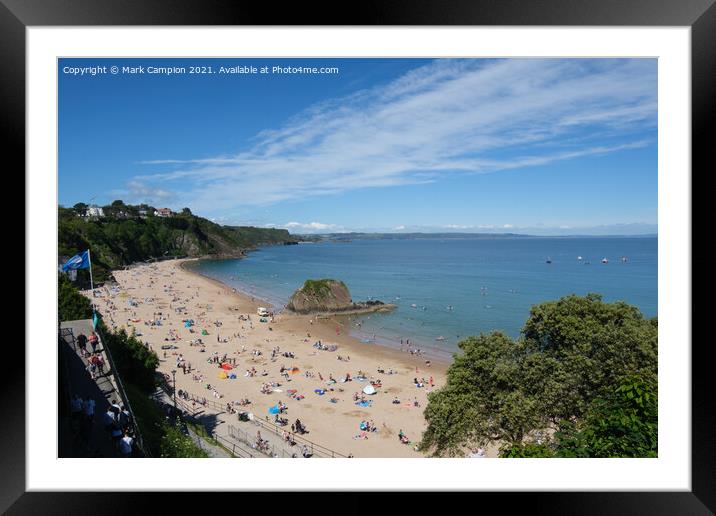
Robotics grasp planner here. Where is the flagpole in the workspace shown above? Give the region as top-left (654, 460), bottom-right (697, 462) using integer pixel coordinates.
top-left (88, 248), bottom-right (98, 330)
top-left (88, 248), bottom-right (95, 296)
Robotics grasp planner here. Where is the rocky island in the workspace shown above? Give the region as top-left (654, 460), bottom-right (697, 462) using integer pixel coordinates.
top-left (286, 279), bottom-right (396, 315)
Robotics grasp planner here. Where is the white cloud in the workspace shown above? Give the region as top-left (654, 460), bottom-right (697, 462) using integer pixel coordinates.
top-left (132, 59), bottom-right (656, 214)
top-left (110, 180), bottom-right (174, 205)
top-left (265, 221), bottom-right (343, 233)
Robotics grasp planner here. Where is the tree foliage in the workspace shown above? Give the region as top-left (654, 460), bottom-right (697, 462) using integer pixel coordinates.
top-left (101, 328), bottom-right (159, 394)
top-left (160, 422), bottom-right (210, 458)
top-left (58, 273), bottom-right (94, 321)
top-left (419, 294), bottom-right (658, 458)
top-left (58, 202), bottom-right (295, 282)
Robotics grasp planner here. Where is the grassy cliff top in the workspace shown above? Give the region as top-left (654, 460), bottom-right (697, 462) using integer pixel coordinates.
top-left (301, 279), bottom-right (347, 297)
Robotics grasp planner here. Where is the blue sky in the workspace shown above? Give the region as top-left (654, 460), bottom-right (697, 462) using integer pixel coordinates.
top-left (58, 58), bottom-right (657, 235)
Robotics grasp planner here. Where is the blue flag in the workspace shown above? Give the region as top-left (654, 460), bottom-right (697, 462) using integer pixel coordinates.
top-left (62, 250), bottom-right (90, 271)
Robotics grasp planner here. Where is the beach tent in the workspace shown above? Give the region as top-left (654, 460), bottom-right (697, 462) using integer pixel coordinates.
top-left (218, 371), bottom-right (228, 379)
top-left (362, 384), bottom-right (377, 395)
top-left (220, 363), bottom-right (233, 370)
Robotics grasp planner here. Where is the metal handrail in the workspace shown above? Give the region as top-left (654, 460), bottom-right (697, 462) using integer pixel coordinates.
top-left (95, 325), bottom-right (150, 457)
top-left (177, 387), bottom-right (347, 458)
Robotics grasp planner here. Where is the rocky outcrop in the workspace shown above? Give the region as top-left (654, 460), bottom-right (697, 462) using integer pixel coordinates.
top-left (286, 279), bottom-right (396, 315)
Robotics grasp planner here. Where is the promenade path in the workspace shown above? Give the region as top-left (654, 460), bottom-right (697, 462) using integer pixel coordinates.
top-left (58, 319), bottom-right (144, 457)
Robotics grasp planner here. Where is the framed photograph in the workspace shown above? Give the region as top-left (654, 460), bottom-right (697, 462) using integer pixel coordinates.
top-left (8, 0), bottom-right (711, 512)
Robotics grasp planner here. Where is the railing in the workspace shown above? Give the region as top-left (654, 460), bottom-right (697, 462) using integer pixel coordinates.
top-left (247, 416), bottom-right (348, 458)
top-left (95, 325), bottom-right (150, 457)
top-left (167, 389), bottom-right (257, 458)
top-left (174, 387), bottom-right (347, 458)
top-left (227, 424), bottom-right (308, 458)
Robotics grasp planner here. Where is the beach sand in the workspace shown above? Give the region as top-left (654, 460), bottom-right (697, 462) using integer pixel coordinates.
top-left (92, 258), bottom-right (492, 458)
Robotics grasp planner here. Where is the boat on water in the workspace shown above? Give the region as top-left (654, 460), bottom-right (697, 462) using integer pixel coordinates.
top-left (577, 256), bottom-right (583, 261)
top-left (410, 303), bottom-right (417, 308)
top-left (621, 256), bottom-right (628, 263)
top-left (435, 336), bottom-right (446, 341)
top-left (546, 257), bottom-right (552, 264)
top-left (601, 257), bottom-right (609, 264)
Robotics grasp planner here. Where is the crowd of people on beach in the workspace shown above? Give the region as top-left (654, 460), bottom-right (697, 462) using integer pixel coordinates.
top-left (90, 261), bottom-right (447, 458)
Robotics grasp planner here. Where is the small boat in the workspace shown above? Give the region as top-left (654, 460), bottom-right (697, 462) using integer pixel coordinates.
top-left (410, 303), bottom-right (417, 308)
top-left (577, 256), bottom-right (583, 261)
top-left (601, 257), bottom-right (609, 264)
top-left (621, 256), bottom-right (628, 263)
top-left (435, 336), bottom-right (446, 341)
top-left (546, 257), bottom-right (552, 264)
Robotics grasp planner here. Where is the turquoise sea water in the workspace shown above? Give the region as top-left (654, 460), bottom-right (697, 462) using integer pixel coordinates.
top-left (187, 237), bottom-right (657, 356)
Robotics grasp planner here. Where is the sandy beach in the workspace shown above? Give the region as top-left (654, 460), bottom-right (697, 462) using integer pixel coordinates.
top-left (90, 258), bottom-right (478, 458)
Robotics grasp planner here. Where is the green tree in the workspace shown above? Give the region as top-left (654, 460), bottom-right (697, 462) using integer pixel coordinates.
top-left (72, 202), bottom-right (88, 216)
top-left (419, 295), bottom-right (658, 457)
top-left (58, 273), bottom-right (94, 321)
top-left (160, 422), bottom-right (209, 458)
top-left (419, 332), bottom-right (541, 456)
top-left (554, 376), bottom-right (658, 458)
top-left (101, 328), bottom-right (159, 393)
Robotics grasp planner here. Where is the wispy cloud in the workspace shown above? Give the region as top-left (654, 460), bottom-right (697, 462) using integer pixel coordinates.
top-left (110, 180), bottom-right (174, 205)
top-left (131, 59), bottom-right (656, 213)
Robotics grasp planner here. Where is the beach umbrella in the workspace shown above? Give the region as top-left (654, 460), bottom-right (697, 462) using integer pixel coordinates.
top-left (362, 384), bottom-right (376, 395)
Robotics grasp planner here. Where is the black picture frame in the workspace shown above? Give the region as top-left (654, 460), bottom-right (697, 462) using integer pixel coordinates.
top-left (6, 0), bottom-right (711, 513)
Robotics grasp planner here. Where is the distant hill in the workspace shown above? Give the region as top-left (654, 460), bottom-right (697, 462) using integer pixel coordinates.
top-left (58, 201), bottom-right (297, 282)
top-left (299, 232), bottom-right (531, 242)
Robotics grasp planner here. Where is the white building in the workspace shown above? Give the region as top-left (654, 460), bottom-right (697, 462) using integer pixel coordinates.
top-left (86, 205), bottom-right (104, 218)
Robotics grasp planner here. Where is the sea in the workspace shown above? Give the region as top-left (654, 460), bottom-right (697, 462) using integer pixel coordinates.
top-left (187, 236), bottom-right (657, 357)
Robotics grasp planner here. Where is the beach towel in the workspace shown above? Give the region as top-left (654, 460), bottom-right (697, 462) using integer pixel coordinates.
top-left (287, 389), bottom-right (297, 395)
top-left (314, 389), bottom-right (325, 395)
top-left (268, 406), bottom-right (280, 415)
top-left (229, 374), bottom-right (237, 379)
top-left (220, 363), bottom-right (233, 370)
top-left (356, 401), bottom-right (371, 407)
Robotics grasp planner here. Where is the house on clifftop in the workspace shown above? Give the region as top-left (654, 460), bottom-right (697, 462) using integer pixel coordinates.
top-left (154, 207), bottom-right (174, 217)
